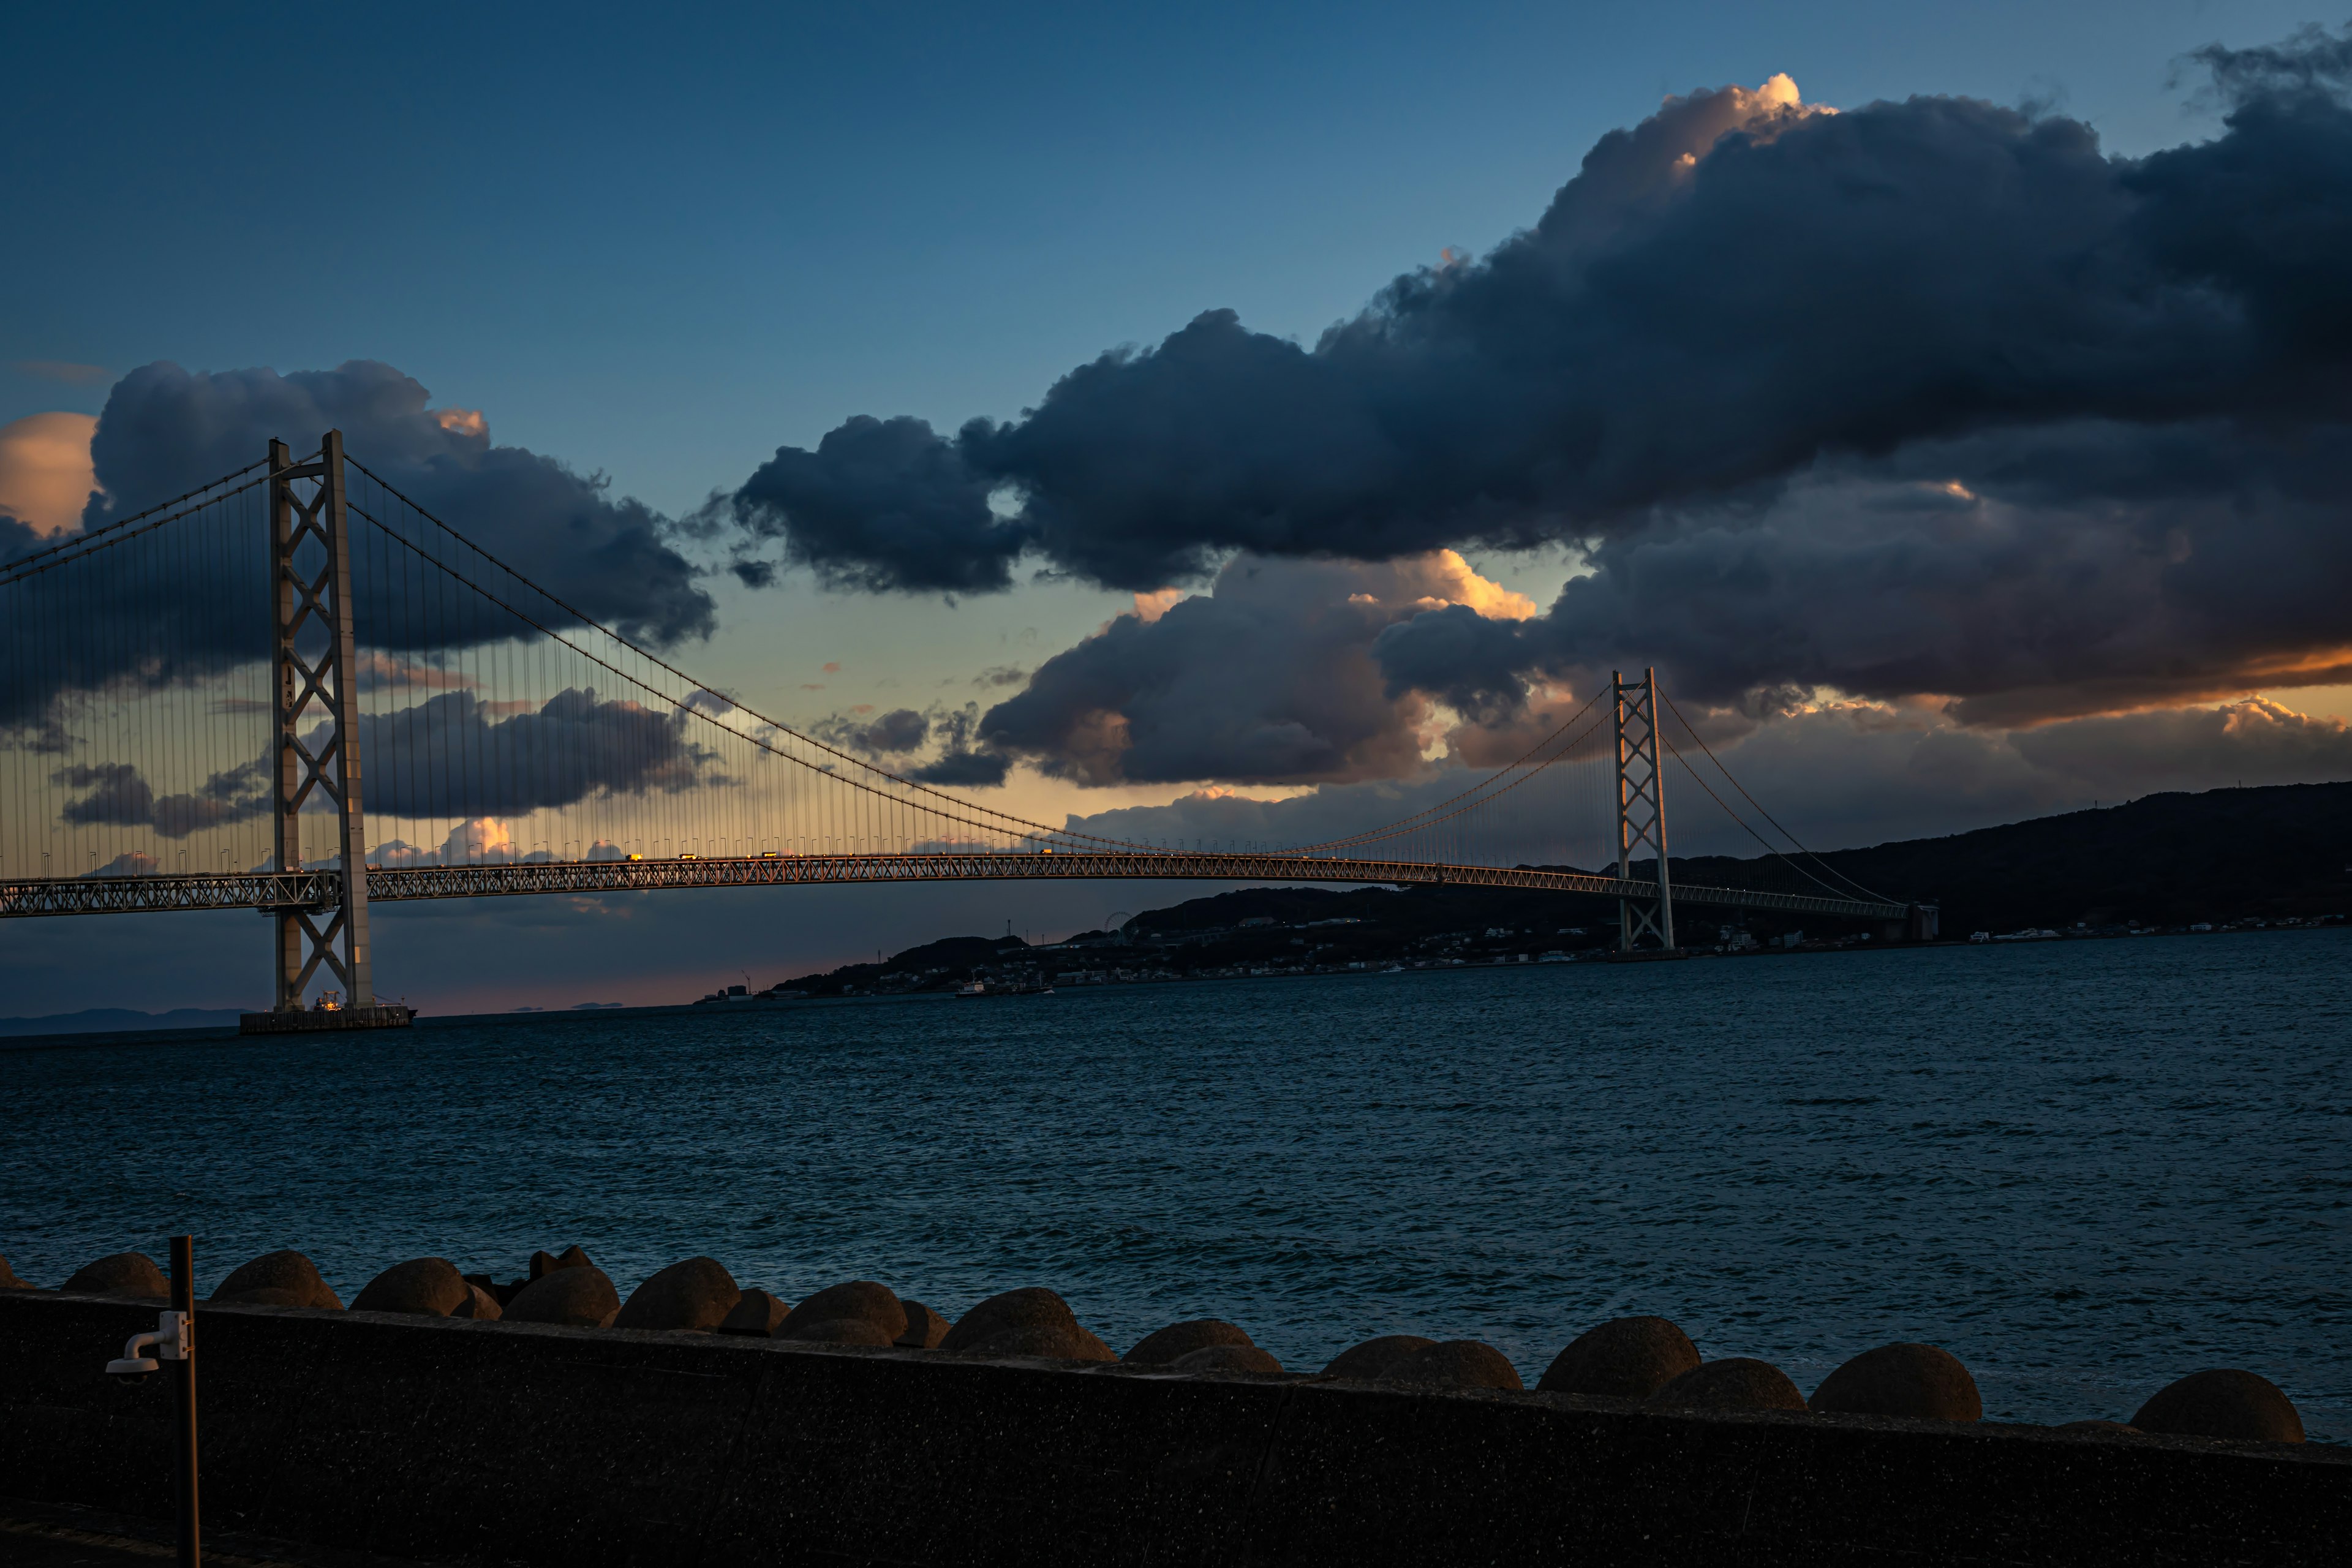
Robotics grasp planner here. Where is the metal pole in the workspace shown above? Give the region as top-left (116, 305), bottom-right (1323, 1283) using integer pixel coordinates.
top-left (169, 1234), bottom-right (200, 1568)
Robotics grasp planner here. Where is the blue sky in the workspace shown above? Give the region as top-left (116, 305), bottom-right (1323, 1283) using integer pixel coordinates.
top-left (5, 1), bottom-right (2315, 509)
top-left (5, 2), bottom-right (2348, 1014)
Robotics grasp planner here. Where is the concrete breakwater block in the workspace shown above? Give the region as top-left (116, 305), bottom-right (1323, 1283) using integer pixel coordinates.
top-left (719, 1289), bottom-right (791, 1337)
top-left (780, 1281), bottom-right (907, 1345)
top-left (1125, 1319), bottom-right (1256, 1366)
top-left (213, 1250), bottom-right (342, 1310)
top-left (355, 1257), bottom-right (477, 1318)
top-left (616, 1257), bottom-right (741, 1332)
top-left (1174, 1343), bottom-right (1285, 1375)
top-left (1320, 1334), bottom-right (1436, 1380)
top-left (7, 1293), bottom-right (2342, 1567)
top-left (941, 1287), bottom-right (1115, 1361)
top-left (463, 1270), bottom-right (526, 1308)
top-left (503, 1264), bottom-right (620, 1328)
top-left (62, 1253), bottom-right (168, 1300)
top-left (529, 1245), bottom-right (594, 1280)
top-left (792, 1317), bottom-right (902, 1346)
top-left (2133, 1369), bottom-right (2306, 1444)
top-left (896, 1300), bottom-right (950, 1348)
top-left (1389, 1340), bottom-right (1523, 1391)
top-left (1648, 1357), bottom-right (1807, 1412)
top-left (1810, 1342), bottom-right (1982, 1422)
top-left (1537, 1316), bottom-right (1700, 1400)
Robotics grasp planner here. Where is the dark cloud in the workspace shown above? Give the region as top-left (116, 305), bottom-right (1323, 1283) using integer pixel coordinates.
top-left (86, 360), bottom-right (712, 646)
top-left (2186, 23), bottom-right (2352, 107)
top-left (356, 688), bottom-right (720, 818)
top-left (813, 706), bottom-right (932, 755)
top-left (46, 687), bottom-right (718, 832)
top-left (1, 491), bottom-right (271, 736)
top-left (2008, 698), bottom-right (2352, 795)
top-left (1, 513), bottom-right (42, 566)
top-left (1063, 698), bottom-right (2352, 859)
top-left (732, 415), bottom-right (1032, 592)
top-left (907, 703), bottom-right (1010, 786)
top-left (55, 759), bottom-right (270, 839)
top-left (979, 554), bottom-right (1530, 785)
top-left (1372, 421), bottom-right (2352, 727)
top-left (812, 700), bottom-right (1012, 788)
top-left (4, 360), bottom-right (713, 747)
top-left (908, 747), bottom-right (1011, 788)
top-left (726, 39), bottom-right (2352, 601)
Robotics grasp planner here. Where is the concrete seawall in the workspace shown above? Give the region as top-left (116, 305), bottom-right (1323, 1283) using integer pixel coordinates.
top-left (4, 1292), bottom-right (2344, 1566)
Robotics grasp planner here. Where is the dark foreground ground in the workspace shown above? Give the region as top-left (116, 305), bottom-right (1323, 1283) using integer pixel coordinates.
top-left (5, 1292), bottom-right (2342, 1568)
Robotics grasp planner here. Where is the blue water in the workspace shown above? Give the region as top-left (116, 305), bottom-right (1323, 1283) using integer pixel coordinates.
top-left (7, 932), bottom-right (2347, 1438)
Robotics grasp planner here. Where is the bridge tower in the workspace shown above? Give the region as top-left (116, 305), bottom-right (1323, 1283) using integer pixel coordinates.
top-left (1612, 668), bottom-right (1675, 952)
top-left (263, 432), bottom-right (377, 1015)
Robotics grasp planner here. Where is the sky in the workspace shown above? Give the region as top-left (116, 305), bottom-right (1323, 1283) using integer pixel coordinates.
top-left (4, 1), bottom-right (2350, 1014)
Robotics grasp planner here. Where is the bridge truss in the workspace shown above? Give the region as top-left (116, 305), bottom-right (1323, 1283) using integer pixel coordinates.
top-left (0, 850), bottom-right (1902, 922)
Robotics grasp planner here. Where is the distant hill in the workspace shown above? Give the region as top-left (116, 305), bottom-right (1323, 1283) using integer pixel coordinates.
top-left (1769, 780), bottom-right (2352, 934)
top-left (0, 1006), bottom-right (244, 1039)
top-left (1126, 781), bottom-right (2352, 941)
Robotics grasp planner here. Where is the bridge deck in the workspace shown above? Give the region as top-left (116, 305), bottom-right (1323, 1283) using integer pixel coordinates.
top-left (0, 851), bottom-right (1906, 922)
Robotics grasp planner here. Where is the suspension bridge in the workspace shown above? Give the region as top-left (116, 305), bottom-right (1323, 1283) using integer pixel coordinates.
top-left (1, 435), bottom-right (1926, 1028)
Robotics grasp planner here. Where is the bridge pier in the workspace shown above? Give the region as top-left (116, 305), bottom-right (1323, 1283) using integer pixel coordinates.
top-left (259, 432), bottom-right (396, 1029)
top-left (1612, 668), bottom-right (1675, 953)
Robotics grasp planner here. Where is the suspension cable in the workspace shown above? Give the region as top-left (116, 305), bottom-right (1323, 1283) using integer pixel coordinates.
top-left (349, 502), bottom-right (1147, 853)
top-left (1657, 738), bottom-right (1863, 904)
top-left (1289, 688), bottom-right (1609, 854)
top-left (343, 464), bottom-right (1164, 851)
top-left (0, 466), bottom-right (279, 590)
top-left (1657, 692), bottom-right (1893, 903)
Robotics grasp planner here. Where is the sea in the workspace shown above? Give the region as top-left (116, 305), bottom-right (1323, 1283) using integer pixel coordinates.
top-left (7, 930), bottom-right (2346, 1439)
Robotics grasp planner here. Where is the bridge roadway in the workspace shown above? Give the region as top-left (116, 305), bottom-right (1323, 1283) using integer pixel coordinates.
top-left (0, 850), bottom-right (1905, 923)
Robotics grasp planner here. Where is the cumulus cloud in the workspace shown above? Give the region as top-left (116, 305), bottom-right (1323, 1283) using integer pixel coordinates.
top-left (356, 688), bottom-right (722, 818)
top-left (45, 685), bottom-right (721, 839)
top-left (2009, 697), bottom-right (2352, 795)
top-left (54, 758), bottom-right (271, 839)
top-left (812, 700), bottom-right (1011, 787)
top-left (978, 551), bottom-right (1530, 786)
top-left (372, 818), bottom-right (556, 867)
top-left (4, 360), bottom-right (714, 743)
top-left (731, 414), bottom-right (1031, 592)
top-left (1653, 696), bottom-right (2352, 850)
top-left (84, 360), bottom-right (712, 646)
top-left (1063, 696), bottom-right (2352, 857)
top-left (814, 706), bottom-right (932, 755)
top-left (1373, 428), bottom-right (2352, 728)
top-left (0, 412), bottom-right (97, 535)
top-left (725, 39), bottom-right (2352, 602)
top-left (725, 30), bottom-right (2352, 788)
